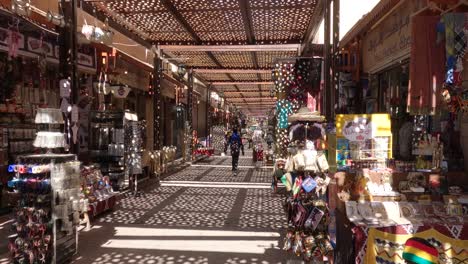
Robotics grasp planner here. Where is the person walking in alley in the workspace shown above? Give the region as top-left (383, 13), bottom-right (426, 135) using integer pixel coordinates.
top-left (227, 128), bottom-right (244, 173)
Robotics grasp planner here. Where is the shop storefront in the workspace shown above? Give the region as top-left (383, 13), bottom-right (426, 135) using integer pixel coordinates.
top-left (335, 1), bottom-right (468, 263)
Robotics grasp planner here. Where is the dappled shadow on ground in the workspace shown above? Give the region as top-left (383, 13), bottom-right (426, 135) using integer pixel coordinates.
top-left (73, 157), bottom-right (302, 264)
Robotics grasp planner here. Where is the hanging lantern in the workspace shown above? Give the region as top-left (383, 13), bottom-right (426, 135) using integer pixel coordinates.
top-left (12, 0), bottom-right (31, 17)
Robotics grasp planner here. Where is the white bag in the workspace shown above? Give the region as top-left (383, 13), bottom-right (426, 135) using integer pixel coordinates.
top-left (303, 150), bottom-right (318, 172)
top-left (285, 156), bottom-right (295, 172)
top-left (316, 152), bottom-right (329, 172)
top-left (293, 152), bottom-right (306, 171)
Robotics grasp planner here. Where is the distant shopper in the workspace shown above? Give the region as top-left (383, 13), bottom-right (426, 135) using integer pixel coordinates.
top-left (228, 128), bottom-right (244, 173)
top-left (266, 133), bottom-right (273, 148)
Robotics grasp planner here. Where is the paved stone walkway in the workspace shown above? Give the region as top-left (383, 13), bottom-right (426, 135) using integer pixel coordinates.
top-left (72, 152), bottom-right (302, 264)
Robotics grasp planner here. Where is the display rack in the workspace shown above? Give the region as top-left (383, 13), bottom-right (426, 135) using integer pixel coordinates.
top-left (88, 111), bottom-right (125, 190)
top-left (279, 109), bottom-right (333, 262)
top-left (9, 154), bottom-right (82, 264)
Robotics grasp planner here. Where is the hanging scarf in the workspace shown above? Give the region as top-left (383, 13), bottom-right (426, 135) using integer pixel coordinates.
top-left (408, 15), bottom-right (445, 115)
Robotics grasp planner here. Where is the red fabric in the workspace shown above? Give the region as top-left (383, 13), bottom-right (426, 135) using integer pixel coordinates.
top-left (405, 239), bottom-right (439, 256)
top-left (408, 16), bottom-right (445, 115)
top-left (88, 195), bottom-right (118, 218)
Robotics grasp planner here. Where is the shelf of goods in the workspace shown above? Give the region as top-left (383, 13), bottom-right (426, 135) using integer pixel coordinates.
top-left (80, 166), bottom-right (118, 221)
top-left (274, 111), bottom-right (334, 262)
top-left (8, 154), bottom-right (84, 264)
top-left (88, 111), bottom-right (144, 190)
top-left (211, 126), bottom-right (225, 155)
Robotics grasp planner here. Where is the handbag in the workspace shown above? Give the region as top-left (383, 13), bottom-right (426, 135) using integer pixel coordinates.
top-left (292, 202), bottom-right (308, 227)
top-left (281, 173), bottom-right (293, 191)
top-left (302, 177), bottom-right (317, 193)
top-left (304, 207), bottom-right (325, 230)
top-left (293, 152), bottom-right (306, 171)
top-left (316, 152), bottom-right (329, 172)
top-left (292, 177), bottom-right (303, 198)
top-left (285, 156), bottom-right (294, 172)
top-left (303, 150), bottom-right (318, 172)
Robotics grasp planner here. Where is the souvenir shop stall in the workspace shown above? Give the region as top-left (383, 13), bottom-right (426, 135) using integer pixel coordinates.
top-left (278, 109), bottom-right (333, 262)
top-left (0, 8), bottom-right (97, 215)
top-left (331, 112), bottom-right (468, 263)
top-left (88, 110), bottom-right (143, 191)
top-left (332, 14), bottom-right (468, 260)
top-left (330, 2), bottom-right (468, 263)
top-left (86, 42), bottom-right (150, 189)
top-left (7, 105), bottom-right (85, 263)
top-left (271, 58), bottom-right (331, 262)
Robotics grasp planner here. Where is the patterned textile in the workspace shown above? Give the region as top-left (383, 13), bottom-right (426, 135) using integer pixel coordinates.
top-left (366, 227), bottom-right (468, 264)
top-left (439, 13), bottom-right (468, 86)
top-left (353, 224), bottom-right (468, 264)
top-left (402, 237), bottom-right (439, 264)
top-left (276, 99), bottom-right (293, 129)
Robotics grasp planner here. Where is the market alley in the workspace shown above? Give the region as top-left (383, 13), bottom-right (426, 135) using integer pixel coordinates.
top-left (71, 154), bottom-right (293, 264)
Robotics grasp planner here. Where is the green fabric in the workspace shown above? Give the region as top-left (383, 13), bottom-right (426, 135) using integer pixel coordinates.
top-left (274, 169), bottom-right (285, 180)
top-left (402, 252), bottom-right (435, 264)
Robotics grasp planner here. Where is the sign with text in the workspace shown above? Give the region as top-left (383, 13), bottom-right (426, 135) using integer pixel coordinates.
top-left (362, 0), bottom-right (425, 73)
top-left (0, 28), bottom-right (25, 49)
top-left (342, 117), bottom-right (372, 142)
top-left (336, 114), bottom-right (392, 140)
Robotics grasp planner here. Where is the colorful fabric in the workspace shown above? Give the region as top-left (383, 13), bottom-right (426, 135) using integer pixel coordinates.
top-left (292, 176), bottom-right (303, 198)
top-left (276, 99), bottom-right (293, 129)
top-left (408, 15), bottom-right (445, 115)
top-left (439, 13), bottom-right (468, 85)
top-left (365, 226), bottom-right (468, 264)
top-left (403, 237), bottom-right (438, 264)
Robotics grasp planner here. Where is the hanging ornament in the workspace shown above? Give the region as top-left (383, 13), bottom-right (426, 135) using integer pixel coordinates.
top-left (11, 0), bottom-right (31, 17)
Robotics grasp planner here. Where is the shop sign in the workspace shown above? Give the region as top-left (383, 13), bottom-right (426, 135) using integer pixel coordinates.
top-left (336, 114), bottom-right (392, 139)
top-left (0, 27), bottom-right (25, 49)
top-left (27, 37), bottom-right (54, 56)
top-left (54, 45), bottom-right (96, 69)
top-left (0, 26), bottom-right (96, 70)
top-left (362, 0), bottom-right (425, 73)
top-left (342, 117), bottom-right (372, 142)
top-left (111, 86), bottom-right (130, 98)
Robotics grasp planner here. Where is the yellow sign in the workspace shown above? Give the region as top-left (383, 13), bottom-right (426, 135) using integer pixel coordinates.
top-left (335, 114), bottom-right (393, 163)
top-left (336, 114), bottom-right (392, 138)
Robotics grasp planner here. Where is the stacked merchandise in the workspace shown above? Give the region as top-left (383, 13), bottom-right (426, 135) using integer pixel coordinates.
top-left (8, 155), bottom-right (82, 264)
top-left (337, 72), bottom-right (356, 113)
top-left (279, 110), bottom-right (333, 262)
top-left (80, 166), bottom-right (117, 219)
top-left (33, 108), bottom-right (67, 150)
top-left (162, 146), bottom-right (177, 173)
top-left (124, 119), bottom-right (143, 175)
top-left (211, 126), bottom-right (225, 155)
top-left (89, 111), bottom-right (125, 190)
top-left (7, 107), bottom-right (81, 263)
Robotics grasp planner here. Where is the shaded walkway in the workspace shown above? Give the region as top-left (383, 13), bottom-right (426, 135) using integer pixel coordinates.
top-left (72, 154), bottom-right (300, 264)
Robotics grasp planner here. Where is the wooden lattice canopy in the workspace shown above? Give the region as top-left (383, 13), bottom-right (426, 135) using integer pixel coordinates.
top-left (88, 0), bottom-right (324, 115)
